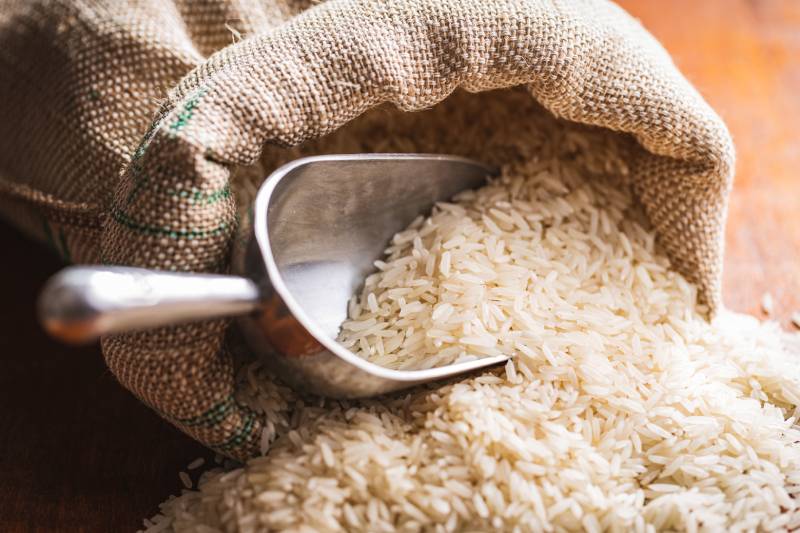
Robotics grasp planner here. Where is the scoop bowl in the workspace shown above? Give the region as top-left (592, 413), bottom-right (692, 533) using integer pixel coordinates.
top-left (39, 154), bottom-right (509, 398)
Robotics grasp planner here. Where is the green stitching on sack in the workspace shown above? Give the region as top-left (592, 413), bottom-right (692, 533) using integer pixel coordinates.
top-left (162, 183), bottom-right (231, 205)
top-left (172, 396), bottom-right (259, 452)
top-left (175, 396), bottom-right (235, 428)
top-left (111, 207), bottom-right (231, 239)
top-left (212, 411), bottom-right (258, 452)
top-left (122, 177), bottom-right (230, 208)
top-left (183, 184), bottom-right (231, 205)
top-left (169, 88), bottom-right (207, 135)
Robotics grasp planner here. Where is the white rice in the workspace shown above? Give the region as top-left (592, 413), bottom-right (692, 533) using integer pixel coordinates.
top-left (336, 158), bottom-right (696, 371)
top-left (187, 458), bottom-right (205, 471)
top-left (178, 472), bottom-right (192, 490)
top-left (143, 90), bottom-right (800, 532)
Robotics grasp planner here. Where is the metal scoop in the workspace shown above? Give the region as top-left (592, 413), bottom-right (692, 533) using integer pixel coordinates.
top-left (38, 154), bottom-right (509, 398)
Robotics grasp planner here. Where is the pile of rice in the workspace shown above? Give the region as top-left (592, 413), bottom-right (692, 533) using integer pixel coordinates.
top-left (143, 90), bottom-right (800, 532)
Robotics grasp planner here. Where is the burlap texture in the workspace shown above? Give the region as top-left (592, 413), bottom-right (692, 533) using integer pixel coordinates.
top-left (0, 0), bottom-right (734, 459)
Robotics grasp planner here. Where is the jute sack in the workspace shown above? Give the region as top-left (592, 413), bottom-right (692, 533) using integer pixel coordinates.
top-left (0, 0), bottom-right (734, 459)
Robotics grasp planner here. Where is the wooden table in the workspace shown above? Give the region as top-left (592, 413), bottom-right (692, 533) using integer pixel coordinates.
top-left (0, 1), bottom-right (798, 531)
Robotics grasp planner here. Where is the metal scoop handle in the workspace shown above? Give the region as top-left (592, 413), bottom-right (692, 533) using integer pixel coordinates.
top-left (38, 266), bottom-right (261, 344)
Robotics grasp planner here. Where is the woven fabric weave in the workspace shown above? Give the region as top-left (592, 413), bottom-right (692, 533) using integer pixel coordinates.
top-left (0, 0), bottom-right (734, 459)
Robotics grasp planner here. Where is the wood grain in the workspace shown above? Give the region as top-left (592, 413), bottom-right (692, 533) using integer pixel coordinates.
top-left (0, 223), bottom-right (212, 532)
top-left (0, 1), bottom-right (798, 531)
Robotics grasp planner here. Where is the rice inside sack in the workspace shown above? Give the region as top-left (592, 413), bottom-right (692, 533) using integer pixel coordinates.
top-left (145, 92), bottom-right (800, 532)
top-left (336, 160), bottom-right (699, 371)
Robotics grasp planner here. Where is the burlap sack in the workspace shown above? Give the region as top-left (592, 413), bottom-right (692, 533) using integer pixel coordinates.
top-left (0, 0), bottom-right (733, 459)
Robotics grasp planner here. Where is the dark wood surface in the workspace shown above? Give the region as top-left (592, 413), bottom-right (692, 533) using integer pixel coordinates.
top-left (1, 1), bottom-right (798, 531)
top-left (0, 224), bottom-right (211, 532)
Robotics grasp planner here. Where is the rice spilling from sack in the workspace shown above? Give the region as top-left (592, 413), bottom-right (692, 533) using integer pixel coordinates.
top-left (144, 91), bottom-right (800, 532)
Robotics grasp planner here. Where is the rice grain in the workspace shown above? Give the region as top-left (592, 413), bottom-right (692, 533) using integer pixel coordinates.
top-left (143, 90), bottom-right (800, 533)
